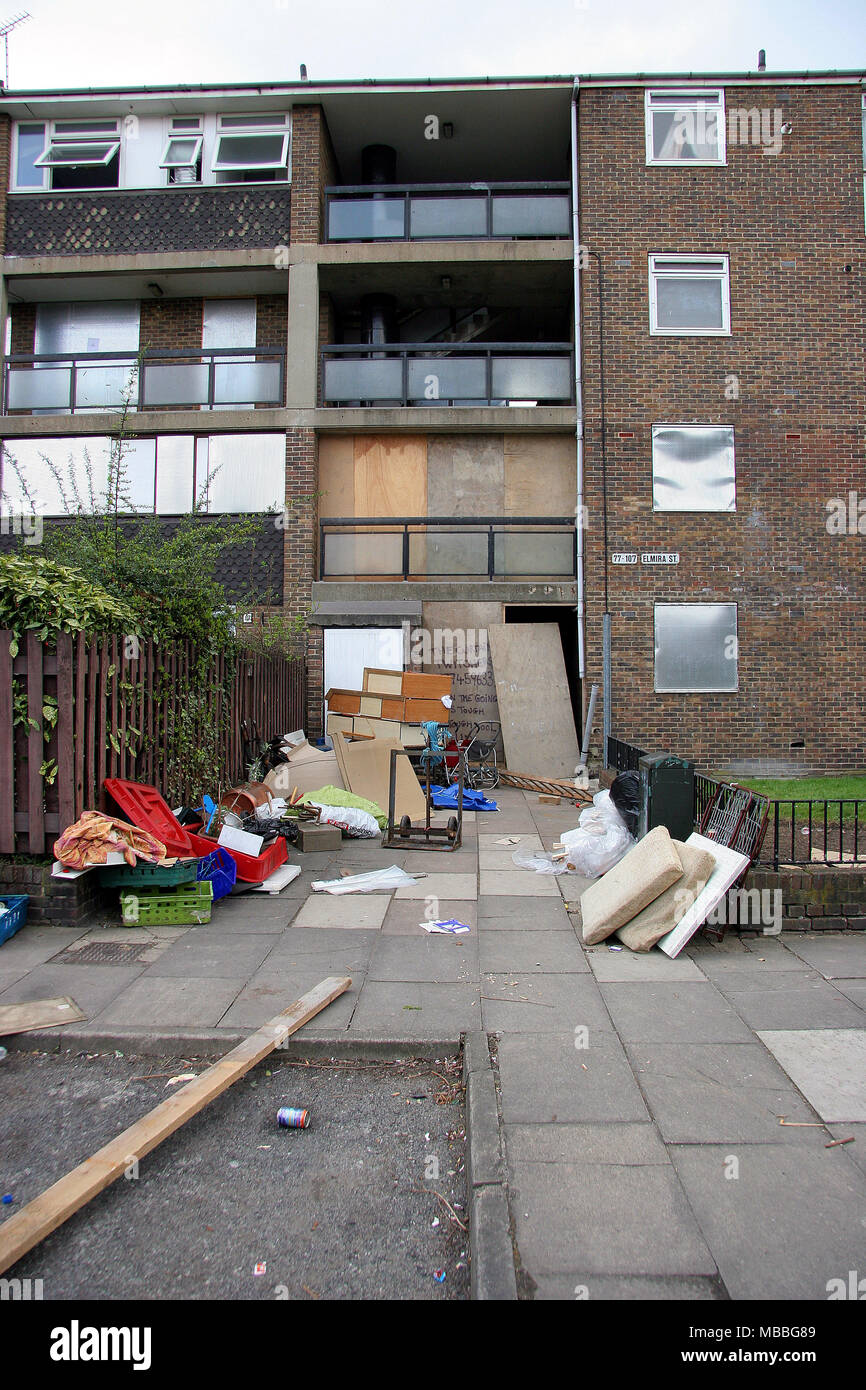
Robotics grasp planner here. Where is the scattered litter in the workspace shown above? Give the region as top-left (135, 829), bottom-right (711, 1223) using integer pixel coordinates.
top-left (607, 944), bottom-right (623, 952)
top-left (421, 919), bottom-right (470, 935)
top-left (302, 1284), bottom-right (320, 1300)
top-left (253, 1262), bottom-right (267, 1276)
top-left (311, 865), bottom-right (417, 894)
top-left (403, 1005), bottom-right (422, 1010)
top-left (456, 1261), bottom-right (467, 1270)
top-left (431, 1217), bottom-right (440, 1228)
top-left (825, 1137), bottom-right (855, 1149)
top-left (257, 1145), bottom-right (272, 1150)
top-left (277, 1107), bottom-right (310, 1129)
top-left (0, 1047), bottom-right (7, 1061)
top-left (496, 836), bottom-right (522, 846)
top-left (433, 1269), bottom-right (446, 1283)
top-left (165, 1073), bottom-right (197, 1087)
top-left (2, 1194), bottom-right (13, 1205)
top-left (114, 1050), bottom-right (124, 1059)
top-left (778, 1118), bottom-right (824, 1127)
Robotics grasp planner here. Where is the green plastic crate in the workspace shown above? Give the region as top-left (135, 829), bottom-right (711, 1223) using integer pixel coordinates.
top-left (99, 860), bottom-right (199, 889)
top-left (120, 881), bottom-right (213, 926)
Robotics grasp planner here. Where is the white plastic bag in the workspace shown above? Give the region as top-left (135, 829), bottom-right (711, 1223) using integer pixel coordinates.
top-left (306, 802), bottom-right (381, 839)
top-left (311, 865), bottom-right (417, 894)
top-left (513, 790), bottom-right (633, 878)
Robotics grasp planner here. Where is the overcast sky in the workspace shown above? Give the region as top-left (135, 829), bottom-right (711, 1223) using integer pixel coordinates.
top-left (3, 0), bottom-right (864, 90)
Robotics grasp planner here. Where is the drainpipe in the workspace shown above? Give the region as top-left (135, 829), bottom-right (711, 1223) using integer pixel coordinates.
top-left (570, 80), bottom-right (587, 708)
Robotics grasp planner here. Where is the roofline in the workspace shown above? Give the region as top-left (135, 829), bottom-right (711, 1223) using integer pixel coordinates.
top-left (0, 69), bottom-right (862, 104)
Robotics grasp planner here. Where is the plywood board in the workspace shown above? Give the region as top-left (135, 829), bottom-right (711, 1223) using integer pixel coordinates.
top-left (404, 697), bottom-right (450, 723)
top-left (487, 623), bottom-right (579, 779)
top-left (354, 436), bottom-right (427, 517)
top-left (656, 833), bottom-right (751, 959)
top-left (353, 716), bottom-right (402, 740)
top-left (402, 671), bottom-right (453, 699)
top-left (359, 695), bottom-right (383, 717)
top-left (333, 731), bottom-right (427, 822)
top-left (363, 668), bottom-right (404, 696)
top-left (504, 434), bottom-right (575, 516)
top-left (0, 997), bottom-right (86, 1036)
top-left (0, 977), bottom-right (351, 1276)
top-left (318, 435), bottom-right (355, 518)
top-left (326, 713), bottom-right (355, 740)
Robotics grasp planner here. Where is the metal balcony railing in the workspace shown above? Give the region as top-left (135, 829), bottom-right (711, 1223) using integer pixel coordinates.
top-left (320, 343), bottom-right (574, 407)
top-left (3, 346), bottom-right (286, 415)
top-left (325, 182), bottom-right (572, 242)
top-left (319, 516), bottom-right (578, 581)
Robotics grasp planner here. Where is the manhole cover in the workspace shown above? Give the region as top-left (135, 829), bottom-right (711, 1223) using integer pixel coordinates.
top-left (51, 941), bottom-right (149, 966)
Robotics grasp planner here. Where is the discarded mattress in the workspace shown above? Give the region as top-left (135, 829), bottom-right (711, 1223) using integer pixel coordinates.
top-left (579, 826), bottom-right (684, 945)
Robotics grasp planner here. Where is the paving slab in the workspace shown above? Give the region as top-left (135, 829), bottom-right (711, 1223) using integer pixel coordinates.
top-left (505, 1121), bottom-right (668, 1165)
top-left (478, 849), bottom-right (545, 871)
top-left (784, 935), bottom-right (866, 980)
top-left (478, 870), bottom-right (562, 898)
top-left (756, 1029), bottom-right (866, 1122)
top-left (478, 833), bottom-right (543, 850)
top-left (0, 961), bottom-right (145, 1019)
top-left (834, 980), bottom-right (866, 1009)
top-left (476, 896), bottom-right (571, 928)
top-left (380, 900), bottom-right (477, 936)
top-left (399, 850), bottom-right (478, 872)
top-left (626, 1041), bottom-right (827, 1143)
top-left (0, 923), bottom-right (92, 970)
top-left (688, 936), bottom-right (812, 974)
top-left (347, 979), bottom-right (479, 1037)
top-left (482, 971), bottom-right (612, 1034)
top-left (496, 1031), bottom-right (649, 1124)
top-left (598, 981), bottom-right (755, 1044)
top-left (826, 1123), bottom-right (866, 1176)
top-left (712, 973), bottom-right (866, 1031)
top-left (479, 930), bottom-right (588, 975)
top-left (291, 895), bottom-right (392, 930)
top-left (216, 967), bottom-right (362, 1030)
top-left (366, 935), bottom-right (479, 984)
top-left (587, 948), bottom-right (705, 983)
top-left (0, 964), bottom-right (33, 993)
top-left (510, 1159), bottom-right (716, 1277)
top-left (670, 1142), bottom-right (866, 1300)
top-left (531, 1273), bottom-right (726, 1300)
top-left (94, 974), bottom-right (245, 1028)
top-left (395, 874), bottom-right (478, 901)
top-left (143, 932), bottom-right (276, 980)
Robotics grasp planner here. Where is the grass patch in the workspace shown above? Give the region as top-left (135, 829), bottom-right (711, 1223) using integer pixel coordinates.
top-left (731, 776), bottom-right (866, 803)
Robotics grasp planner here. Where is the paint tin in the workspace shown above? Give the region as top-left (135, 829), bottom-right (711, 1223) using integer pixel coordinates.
top-left (277, 1107), bottom-right (310, 1129)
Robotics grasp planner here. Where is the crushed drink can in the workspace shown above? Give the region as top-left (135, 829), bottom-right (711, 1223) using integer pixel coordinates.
top-left (277, 1107), bottom-right (310, 1129)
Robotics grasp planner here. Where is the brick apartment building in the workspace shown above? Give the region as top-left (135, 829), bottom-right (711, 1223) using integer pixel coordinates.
top-left (0, 71), bottom-right (862, 774)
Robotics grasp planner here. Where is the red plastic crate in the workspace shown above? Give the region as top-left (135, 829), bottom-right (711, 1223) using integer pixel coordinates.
top-left (103, 778), bottom-right (287, 883)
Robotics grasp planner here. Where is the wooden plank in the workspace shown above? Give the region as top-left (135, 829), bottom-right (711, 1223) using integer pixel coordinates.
top-left (0, 631), bottom-right (15, 852)
top-left (487, 623), bottom-right (580, 780)
top-left (86, 639), bottom-right (99, 811)
top-left (73, 634), bottom-right (86, 821)
top-left (96, 639), bottom-right (108, 811)
top-left (55, 633), bottom-right (75, 837)
top-left (354, 435), bottom-right (427, 518)
top-left (0, 996), bottom-right (86, 1037)
top-left (26, 632), bottom-right (44, 853)
top-left (0, 976), bottom-right (352, 1277)
top-left (332, 730), bottom-right (426, 821)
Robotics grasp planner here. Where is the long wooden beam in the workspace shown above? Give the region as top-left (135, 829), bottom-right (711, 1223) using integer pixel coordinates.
top-left (0, 975), bottom-right (352, 1275)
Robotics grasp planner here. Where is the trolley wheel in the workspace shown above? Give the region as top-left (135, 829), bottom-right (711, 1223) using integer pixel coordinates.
top-left (446, 816), bottom-right (459, 842)
top-left (399, 815), bottom-right (412, 839)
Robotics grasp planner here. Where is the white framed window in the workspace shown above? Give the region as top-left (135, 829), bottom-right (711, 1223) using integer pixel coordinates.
top-left (28, 119), bottom-right (121, 190)
top-left (160, 118), bottom-right (203, 184)
top-left (645, 88), bottom-right (726, 165)
top-left (652, 425), bottom-right (736, 512)
top-left (212, 114), bottom-right (290, 182)
top-left (654, 603), bottom-right (738, 693)
top-left (649, 254), bottom-right (730, 335)
top-left (13, 122), bottom-right (47, 188)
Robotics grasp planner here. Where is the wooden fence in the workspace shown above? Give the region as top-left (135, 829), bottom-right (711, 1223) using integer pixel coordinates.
top-left (0, 631), bottom-right (306, 856)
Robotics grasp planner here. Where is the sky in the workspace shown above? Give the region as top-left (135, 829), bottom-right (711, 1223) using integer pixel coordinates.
top-left (2, 0), bottom-right (864, 91)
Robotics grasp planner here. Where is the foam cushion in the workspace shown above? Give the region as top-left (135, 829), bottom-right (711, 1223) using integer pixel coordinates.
top-left (615, 841), bottom-right (718, 952)
top-left (579, 826), bottom-right (684, 945)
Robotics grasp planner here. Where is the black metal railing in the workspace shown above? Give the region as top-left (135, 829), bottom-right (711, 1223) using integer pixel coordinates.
top-left (318, 516), bottom-right (578, 582)
top-left (767, 798), bottom-right (866, 869)
top-left (320, 342), bottom-right (574, 408)
top-left (325, 181), bottom-right (572, 242)
top-left (606, 737), bottom-right (646, 773)
top-left (3, 346), bottom-right (286, 415)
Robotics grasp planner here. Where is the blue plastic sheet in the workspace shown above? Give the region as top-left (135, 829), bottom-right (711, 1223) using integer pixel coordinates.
top-left (430, 785), bottom-right (498, 811)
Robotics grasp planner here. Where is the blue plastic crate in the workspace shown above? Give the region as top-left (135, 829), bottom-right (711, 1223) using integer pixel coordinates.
top-left (0, 895), bottom-right (29, 947)
top-left (196, 847), bottom-right (237, 901)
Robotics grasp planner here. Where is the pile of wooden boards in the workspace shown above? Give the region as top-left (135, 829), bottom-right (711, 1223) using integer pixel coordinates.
top-left (331, 729), bottom-right (427, 823)
top-left (326, 667), bottom-right (452, 748)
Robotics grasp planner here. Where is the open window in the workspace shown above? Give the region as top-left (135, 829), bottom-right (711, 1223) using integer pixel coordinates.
top-left (212, 115), bottom-right (290, 183)
top-left (160, 118), bottom-right (203, 184)
top-left (649, 254), bottom-right (730, 335)
top-left (645, 89), bottom-right (726, 165)
top-left (33, 120), bottom-right (121, 189)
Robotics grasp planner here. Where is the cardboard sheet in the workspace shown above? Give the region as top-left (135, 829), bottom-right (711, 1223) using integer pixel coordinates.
top-left (487, 623), bottom-right (580, 778)
top-left (332, 731), bottom-right (427, 822)
top-left (656, 832), bottom-right (751, 958)
top-left (0, 997), bottom-right (86, 1036)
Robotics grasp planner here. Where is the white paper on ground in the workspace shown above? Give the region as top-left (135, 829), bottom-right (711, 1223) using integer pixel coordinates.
top-left (311, 865), bottom-right (417, 894)
top-left (656, 832), bottom-right (751, 958)
top-left (420, 919), bottom-right (470, 935)
top-left (251, 863), bottom-right (302, 894)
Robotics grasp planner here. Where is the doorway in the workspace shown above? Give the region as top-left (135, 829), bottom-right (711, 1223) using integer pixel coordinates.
top-left (503, 606), bottom-right (582, 738)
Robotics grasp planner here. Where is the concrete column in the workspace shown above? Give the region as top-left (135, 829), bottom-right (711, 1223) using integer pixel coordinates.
top-left (285, 261), bottom-right (319, 409)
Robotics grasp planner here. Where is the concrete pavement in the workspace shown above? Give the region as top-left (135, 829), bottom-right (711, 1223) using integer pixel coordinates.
top-left (2, 786), bottom-right (865, 1300)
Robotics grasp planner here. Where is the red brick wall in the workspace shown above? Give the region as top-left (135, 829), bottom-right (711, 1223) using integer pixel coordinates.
top-left (283, 427), bottom-right (322, 734)
top-left (0, 114), bottom-right (10, 254)
top-left (140, 297), bottom-right (203, 352)
top-left (289, 105), bottom-right (337, 244)
top-left (9, 303), bottom-right (36, 354)
top-left (578, 83), bottom-right (866, 774)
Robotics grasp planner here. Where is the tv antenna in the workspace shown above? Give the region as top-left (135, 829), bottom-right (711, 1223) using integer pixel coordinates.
top-left (0, 12), bottom-right (30, 88)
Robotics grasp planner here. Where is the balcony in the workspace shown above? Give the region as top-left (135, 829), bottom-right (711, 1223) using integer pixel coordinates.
top-left (320, 343), bottom-right (574, 407)
top-left (319, 516), bottom-right (578, 581)
top-left (325, 183), bottom-right (571, 242)
top-left (3, 347), bottom-right (286, 415)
